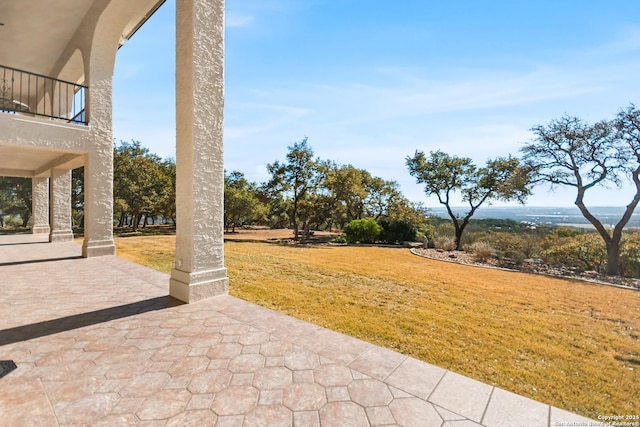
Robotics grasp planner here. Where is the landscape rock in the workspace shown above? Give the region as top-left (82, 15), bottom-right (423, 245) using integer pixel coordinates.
top-left (411, 248), bottom-right (640, 291)
top-left (404, 242), bottom-right (423, 248)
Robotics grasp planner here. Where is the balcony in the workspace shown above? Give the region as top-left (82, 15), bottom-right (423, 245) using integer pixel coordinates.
top-left (0, 64), bottom-right (87, 125)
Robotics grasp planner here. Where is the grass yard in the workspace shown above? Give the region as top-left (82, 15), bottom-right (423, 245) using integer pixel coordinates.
top-left (114, 234), bottom-right (640, 418)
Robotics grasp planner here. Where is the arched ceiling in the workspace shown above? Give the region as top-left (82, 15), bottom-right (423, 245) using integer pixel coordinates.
top-left (0, 0), bottom-right (165, 78)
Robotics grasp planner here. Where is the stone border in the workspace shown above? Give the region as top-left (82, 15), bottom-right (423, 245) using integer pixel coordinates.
top-left (409, 248), bottom-right (640, 292)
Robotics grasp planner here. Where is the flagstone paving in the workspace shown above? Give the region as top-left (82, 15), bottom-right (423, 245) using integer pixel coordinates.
top-left (0, 234), bottom-right (595, 426)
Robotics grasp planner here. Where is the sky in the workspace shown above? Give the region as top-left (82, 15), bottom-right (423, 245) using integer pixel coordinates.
top-left (112, 0), bottom-right (640, 208)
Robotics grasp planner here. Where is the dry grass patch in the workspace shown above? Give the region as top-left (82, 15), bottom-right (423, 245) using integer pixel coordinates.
top-left (115, 235), bottom-right (640, 418)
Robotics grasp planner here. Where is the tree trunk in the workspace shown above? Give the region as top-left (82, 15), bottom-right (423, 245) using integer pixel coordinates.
top-left (606, 240), bottom-right (621, 276)
top-left (574, 195), bottom-right (620, 275)
top-left (454, 228), bottom-right (463, 251)
top-left (451, 215), bottom-right (470, 251)
top-left (292, 200), bottom-right (299, 239)
top-left (132, 214), bottom-right (139, 231)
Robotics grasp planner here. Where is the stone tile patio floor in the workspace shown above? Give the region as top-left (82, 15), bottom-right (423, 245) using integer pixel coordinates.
top-left (0, 234), bottom-right (594, 426)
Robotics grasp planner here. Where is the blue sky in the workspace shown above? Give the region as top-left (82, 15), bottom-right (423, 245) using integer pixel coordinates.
top-left (113, 0), bottom-right (640, 207)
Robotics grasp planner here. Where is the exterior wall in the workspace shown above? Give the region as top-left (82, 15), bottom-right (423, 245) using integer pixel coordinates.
top-left (170, 0), bottom-right (228, 302)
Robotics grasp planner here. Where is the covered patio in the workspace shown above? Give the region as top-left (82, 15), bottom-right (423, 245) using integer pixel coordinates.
top-left (0, 235), bottom-right (592, 426)
top-left (1, 0), bottom-right (227, 303)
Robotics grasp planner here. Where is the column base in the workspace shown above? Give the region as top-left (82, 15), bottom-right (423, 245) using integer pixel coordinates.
top-left (49, 230), bottom-right (74, 242)
top-left (32, 225), bottom-right (51, 234)
top-left (82, 239), bottom-right (116, 257)
top-left (170, 267), bottom-right (228, 303)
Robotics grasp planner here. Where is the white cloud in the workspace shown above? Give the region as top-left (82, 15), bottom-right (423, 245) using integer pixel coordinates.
top-left (226, 13), bottom-right (255, 28)
top-left (225, 102), bottom-right (313, 139)
top-left (226, 59), bottom-right (630, 146)
top-left (584, 25), bottom-right (640, 57)
top-left (113, 63), bottom-right (143, 80)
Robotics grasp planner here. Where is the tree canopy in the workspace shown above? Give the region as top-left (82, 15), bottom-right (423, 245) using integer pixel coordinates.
top-left (113, 141), bottom-right (175, 230)
top-left (224, 171), bottom-right (267, 232)
top-left (263, 138), bottom-right (432, 239)
top-left (0, 177), bottom-right (31, 227)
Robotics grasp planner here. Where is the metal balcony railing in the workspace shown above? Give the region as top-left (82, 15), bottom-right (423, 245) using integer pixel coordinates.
top-left (0, 65), bottom-right (87, 125)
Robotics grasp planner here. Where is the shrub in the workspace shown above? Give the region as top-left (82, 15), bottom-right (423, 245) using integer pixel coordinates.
top-left (435, 236), bottom-right (456, 251)
top-left (379, 219), bottom-right (417, 244)
top-left (542, 232), bottom-right (606, 272)
top-left (343, 219), bottom-right (382, 244)
top-left (3, 216), bottom-right (24, 228)
top-left (434, 222), bottom-right (455, 239)
top-left (467, 241), bottom-right (495, 262)
top-left (620, 232), bottom-right (640, 278)
top-left (333, 236), bottom-right (348, 244)
top-left (479, 232), bottom-right (541, 265)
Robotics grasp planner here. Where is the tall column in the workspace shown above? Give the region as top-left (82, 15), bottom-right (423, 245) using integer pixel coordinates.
top-left (31, 177), bottom-right (50, 234)
top-left (82, 22), bottom-right (117, 258)
top-left (170, 0), bottom-right (228, 303)
top-left (49, 169), bottom-right (73, 242)
top-left (82, 149), bottom-right (116, 257)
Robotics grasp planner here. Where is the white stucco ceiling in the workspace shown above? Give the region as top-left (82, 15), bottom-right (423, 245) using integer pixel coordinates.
top-left (0, 0), bottom-right (165, 77)
top-left (0, 1), bottom-right (94, 76)
top-left (0, 144), bottom-right (83, 178)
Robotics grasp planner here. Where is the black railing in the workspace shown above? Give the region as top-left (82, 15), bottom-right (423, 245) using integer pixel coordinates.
top-left (0, 65), bottom-right (87, 125)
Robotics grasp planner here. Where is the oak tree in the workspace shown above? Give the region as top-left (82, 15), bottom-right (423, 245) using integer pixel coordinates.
top-left (224, 171), bottom-right (266, 232)
top-left (265, 137), bottom-right (321, 239)
top-left (407, 150), bottom-right (530, 250)
top-left (522, 105), bottom-right (640, 276)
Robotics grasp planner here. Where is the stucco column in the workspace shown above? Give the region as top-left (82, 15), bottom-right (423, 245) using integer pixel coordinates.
top-left (82, 25), bottom-right (116, 258)
top-left (49, 169), bottom-right (73, 242)
top-left (82, 149), bottom-right (116, 257)
top-left (170, 0), bottom-right (228, 302)
top-left (31, 177), bottom-right (50, 234)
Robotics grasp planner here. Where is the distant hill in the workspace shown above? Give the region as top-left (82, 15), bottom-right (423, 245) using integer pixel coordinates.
top-left (427, 206), bottom-right (640, 229)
